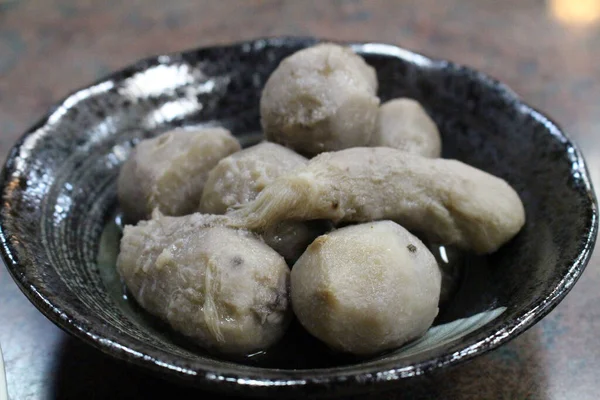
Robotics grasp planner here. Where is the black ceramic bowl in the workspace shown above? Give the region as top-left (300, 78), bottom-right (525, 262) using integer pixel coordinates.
top-left (0, 37), bottom-right (597, 398)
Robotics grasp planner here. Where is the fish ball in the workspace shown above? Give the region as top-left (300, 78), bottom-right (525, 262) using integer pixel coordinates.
top-left (200, 141), bottom-right (325, 262)
top-left (291, 221), bottom-right (441, 355)
top-left (118, 127), bottom-right (240, 222)
top-left (117, 213), bottom-right (291, 355)
top-left (371, 98), bottom-right (442, 158)
top-left (261, 43), bottom-right (380, 156)
top-left (200, 142), bottom-right (307, 213)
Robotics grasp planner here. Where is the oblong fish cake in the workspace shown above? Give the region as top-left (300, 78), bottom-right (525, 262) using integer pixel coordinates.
top-left (230, 147), bottom-right (525, 254)
top-left (117, 214), bottom-right (291, 355)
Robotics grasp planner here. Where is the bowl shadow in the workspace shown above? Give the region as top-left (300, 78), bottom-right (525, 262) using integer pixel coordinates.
top-left (49, 327), bottom-right (548, 399)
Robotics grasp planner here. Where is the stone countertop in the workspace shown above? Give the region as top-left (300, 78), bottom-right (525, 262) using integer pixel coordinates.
top-left (1, 1), bottom-right (599, 399)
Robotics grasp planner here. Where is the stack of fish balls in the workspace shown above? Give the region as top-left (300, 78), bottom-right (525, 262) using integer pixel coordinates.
top-left (116, 43), bottom-right (525, 357)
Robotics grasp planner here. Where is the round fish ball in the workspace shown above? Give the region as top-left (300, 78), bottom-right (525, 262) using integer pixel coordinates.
top-left (200, 142), bottom-right (307, 213)
top-left (117, 215), bottom-right (291, 355)
top-left (200, 141), bottom-right (324, 263)
top-left (261, 43), bottom-right (380, 156)
top-left (291, 221), bottom-right (441, 355)
top-left (118, 127), bottom-right (240, 222)
top-left (371, 98), bottom-right (442, 158)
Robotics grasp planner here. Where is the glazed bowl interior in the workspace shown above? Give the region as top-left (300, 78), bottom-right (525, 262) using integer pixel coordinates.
top-left (0, 37), bottom-right (596, 397)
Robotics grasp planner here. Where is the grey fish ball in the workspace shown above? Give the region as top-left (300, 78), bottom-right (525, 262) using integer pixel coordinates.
top-left (260, 43), bottom-right (380, 156)
top-left (291, 221), bottom-right (441, 355)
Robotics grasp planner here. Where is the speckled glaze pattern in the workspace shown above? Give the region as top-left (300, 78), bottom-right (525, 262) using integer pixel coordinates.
top-left (0, 38), bottom-right (596, 398)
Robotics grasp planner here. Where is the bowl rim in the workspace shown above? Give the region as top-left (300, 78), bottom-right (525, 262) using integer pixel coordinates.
top-left (0, 36), bottom-right (597, 396)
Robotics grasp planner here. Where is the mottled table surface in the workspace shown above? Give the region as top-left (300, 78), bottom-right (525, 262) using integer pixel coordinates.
top-left (1, 1), bottom-right (599, 399)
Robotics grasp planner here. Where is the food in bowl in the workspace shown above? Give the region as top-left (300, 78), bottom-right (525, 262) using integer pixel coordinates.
top-left (229, 146), bottom-right (524, 254)
top-left (116, 43), bottom-right (525, 357)
top-left (117, 213), bottom-right (291, 355)
top-left (118, 127), bottom-right (240, 222)
top-left (199, 142), bottom-right (307, 214)
top-left (199, 141), bottom-right (325, 263)
top-left (260, 43), bottom-right (380, 156)
top-left (371, 98), bottom-right (442, 157)
top-left (291, 221), bottom-right (441, 355)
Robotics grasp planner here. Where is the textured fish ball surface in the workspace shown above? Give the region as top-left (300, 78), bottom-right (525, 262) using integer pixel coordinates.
top-left (199, 142), bottom-right (307, 213)
top-left (371, 98), bottom-right (442, 158)
top-left (291, 221), bottom-right (441, 355)
top-left (118, 127), bottom-right (240, 222)
top-left (261, 43), bottom-right (380, 156)
top-left (117, 218), bottom-right (291, 355)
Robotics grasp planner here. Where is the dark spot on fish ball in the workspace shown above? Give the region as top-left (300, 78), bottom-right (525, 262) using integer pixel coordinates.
top-left (252, 290), bottom-right (288, 323)
top-left (268, 290), bottom-right (288, 312)
top-left (319, 63), bottom-right (334, 77)
top-left (331, 201), bottom-right (339, 209)
top-left (156, 134), bottom-right (171, 147)
top-left (316, 289), bottom-right (337, 307)
top-left (231, 255), bottom-right (244, 267)
top-left (308, 235), bottom-right (328, 251)
top-left (407, 244), bottom-right (417, 253)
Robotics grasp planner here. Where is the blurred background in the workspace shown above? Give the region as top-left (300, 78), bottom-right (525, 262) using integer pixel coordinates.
top-left (0, 1), bottom-right (599, 399)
